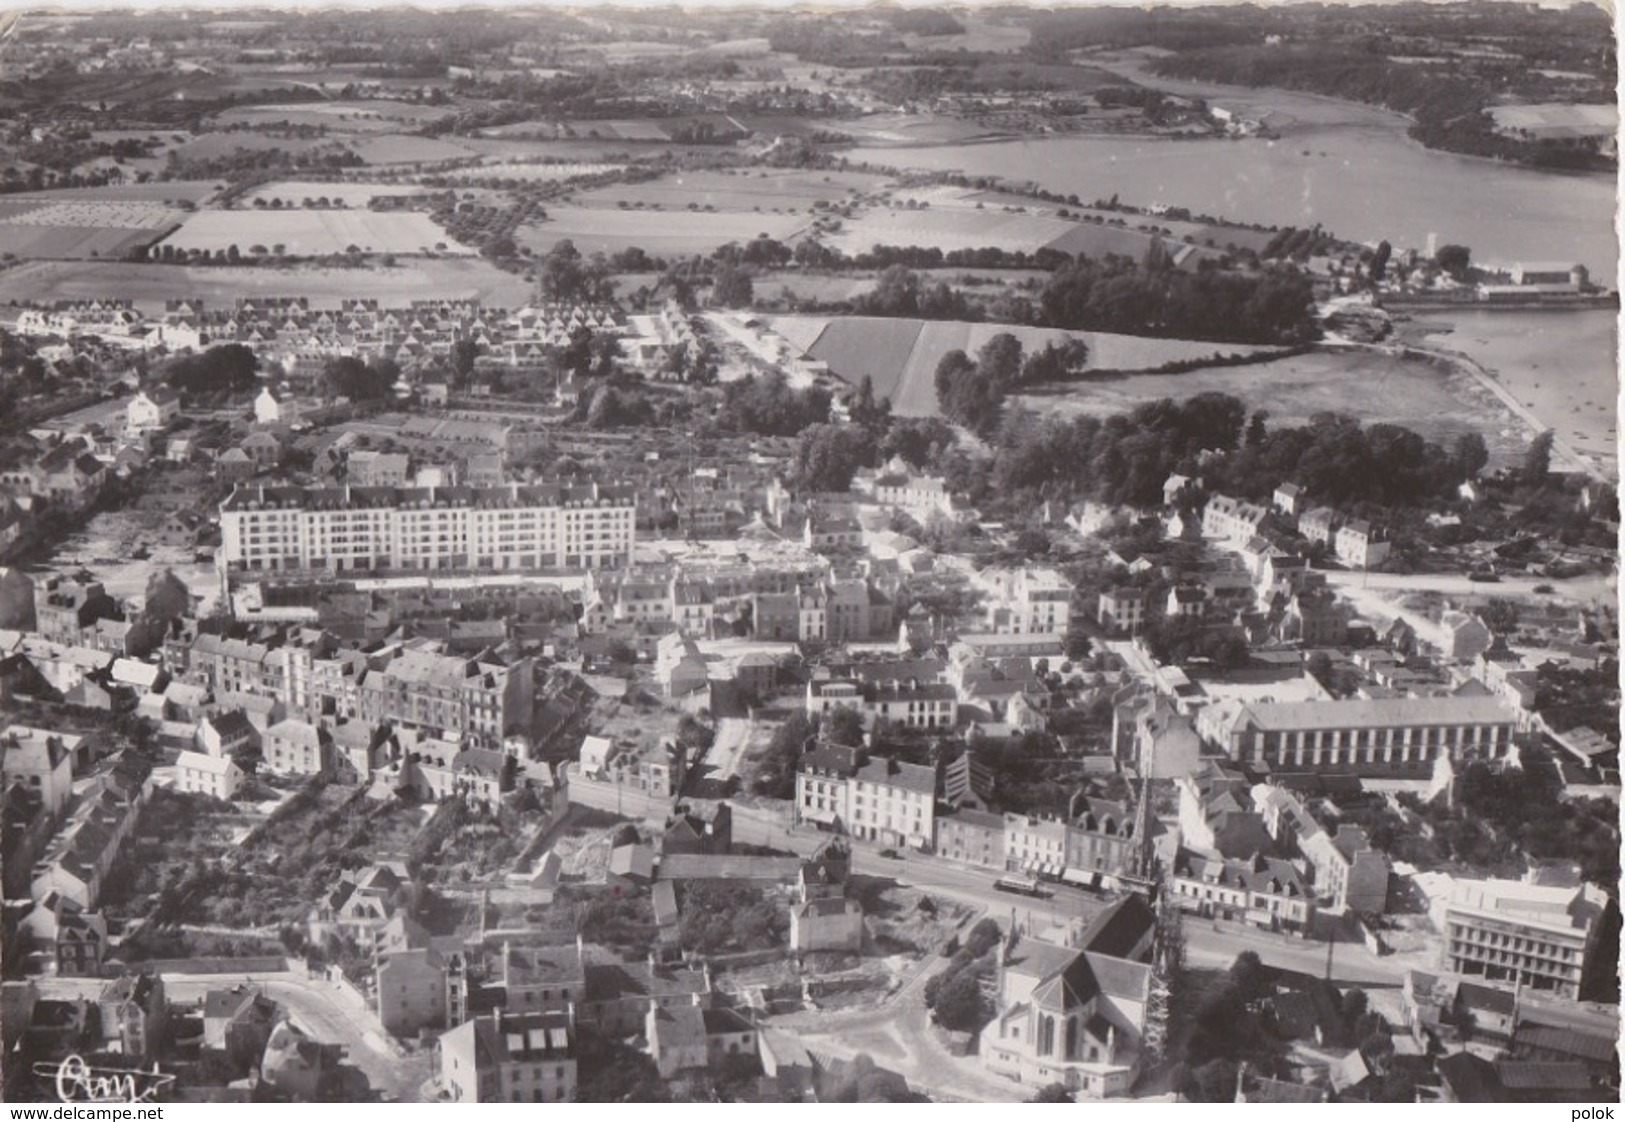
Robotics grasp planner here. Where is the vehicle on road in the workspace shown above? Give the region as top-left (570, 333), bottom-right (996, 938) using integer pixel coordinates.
top-left (878, 847), bottom-right (903, 860)
top-left (1467, 567), bottom-right (1500, 583)
top-left (993, 875), bottom-right (1052, 899)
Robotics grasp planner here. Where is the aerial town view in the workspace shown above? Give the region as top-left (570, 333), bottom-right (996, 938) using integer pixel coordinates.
top-left (0, 0), bottom-right (1618, 1107)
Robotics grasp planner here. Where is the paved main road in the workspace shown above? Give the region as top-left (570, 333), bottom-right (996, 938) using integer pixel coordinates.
top-left (35, 972), bottom-right (431, 1101)
top-left (730, 803), bottom-right (1109, 930)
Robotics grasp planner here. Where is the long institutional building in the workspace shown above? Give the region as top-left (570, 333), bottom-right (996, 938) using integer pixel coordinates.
top-left (1208, 695), bottom-right (1516, 775)
top-left (219, 482), bottom-right (635, 575)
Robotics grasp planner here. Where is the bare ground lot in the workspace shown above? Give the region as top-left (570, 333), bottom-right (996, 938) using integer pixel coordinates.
top-left (0, 259), bottom-right (531, 311)
top-left (1017, 347), bottom-right (1534, 463)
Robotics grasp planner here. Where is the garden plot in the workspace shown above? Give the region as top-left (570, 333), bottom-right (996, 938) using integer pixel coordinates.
top-left (159, 209), bottom-right (475, 256)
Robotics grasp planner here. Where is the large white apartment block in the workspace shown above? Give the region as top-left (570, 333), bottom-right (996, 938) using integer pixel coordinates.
top-left (1444, 878), bottom-right (1607, 1000)
top-left (219, 482), bottom-right (634, 574)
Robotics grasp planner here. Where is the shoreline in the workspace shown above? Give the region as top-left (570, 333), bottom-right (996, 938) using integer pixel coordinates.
top-left (1354, 336), bottom-right (1611, 483)
top-left (1094, 52), bottom-right (1616, 183)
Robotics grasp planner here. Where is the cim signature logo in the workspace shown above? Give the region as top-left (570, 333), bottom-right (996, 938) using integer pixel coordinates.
top-left (33, 1054), bottom-right (176, 1104)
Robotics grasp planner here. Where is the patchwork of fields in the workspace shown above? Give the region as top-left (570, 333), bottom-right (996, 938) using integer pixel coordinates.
top-left (0, 199), bottom-right (182, 259)
top-left (158, 210), bottom-right (474, 256)
top-left (768, 314), bottom-right (1278, 416)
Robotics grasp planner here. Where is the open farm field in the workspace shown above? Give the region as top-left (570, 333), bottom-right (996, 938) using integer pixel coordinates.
top-left (455, 137), bottom-right (645, 161)
top-left (0, 200), bottom-right (182, 260)
top-left (1017, 348), bottom-right (1531, 462)
top-left (158, 209), bottom-right (473, 257)
top-left (566, 168), bottom-right (890, 212)
top-left (768, 314), bottom-right (1277, 416)
top-left (1490, 102), bottom-right (1617, 139)
top-left (520, 206), bottom-right (811, 257)
top-left (209, 100), bottom-right (457, 132)
top-left (435, 161), bottom-right (623, 184)
top-left (9, 181), bottom-right (224, 204)
top-left (239, 180), bottom-right (444, 207)
top-left (834, 113), bottom-right (1016, 146)
top-left (0, 258), bottom-right (531, 312)
top-left (824, 203), bottom-right (1224, 266)
top-left (170, 132), bottom-right (345, 161)
top-left (348, 134), bottom-right (480, 164)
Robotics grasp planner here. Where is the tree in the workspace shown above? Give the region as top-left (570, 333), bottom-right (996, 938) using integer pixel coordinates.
top-left (1478, 599), bottom-right (1519, 638)
top-left (792, 423), bottom-right (871, 492)
top-left (1341, 988), bottom-right (1369, 1022)
top-left (1453, 432), bottom-right (1489, 481)
top-left (1522, 429), bottom-right (1555, 488)
top-left (321, 355), bottom-right (394, 401)
top-left (1369, 239), bottom-right (1392, 283)
top-left (932, 961), bottom-right (992, 1031)
top-left (1434, 243), bottom-right (1472, 280)
top-left (1027, 1084), bottom-right (1074, 1103)
top-left (143, 569), bottom-right (190, 621)
top-left (1228, 950), bottom-right (1271, 1003)
top-left (711, 263), bottom-right (754, 309)
top-left (1307, 651), bottom-right (1335, 691)
top-left (451, 338), bottom-right (481, 387)
top-left (976, 332), bottom-right (1024, 391)
top-left (823, 707), bottom-right (865, 748)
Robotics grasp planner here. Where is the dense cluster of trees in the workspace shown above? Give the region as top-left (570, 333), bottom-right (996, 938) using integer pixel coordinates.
top-left (162, 343), bottom-right (259, 399)
top-left (321, 355), bottom-right (399, 401)
top-left (1039, 254), bottom-right (1318, 345)
top-left (850, 263), bottom-right (976, 321)
top-left (1454, 757), bottom-right (1620, 890)
top-left (923, 917), bottom-right (1002, 1032)
top-left (539, 239), bottom-right (614, 303)
top-left (934, 334), bottom-right (1090, 435)
top-left (983, 392), bottom-right (1488, 514)
top-left (716, 369), bottom-right (832, 437)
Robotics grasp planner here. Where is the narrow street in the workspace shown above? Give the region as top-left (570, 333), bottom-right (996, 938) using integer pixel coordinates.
top-left (34, 972), bottom-right (432, 1102)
